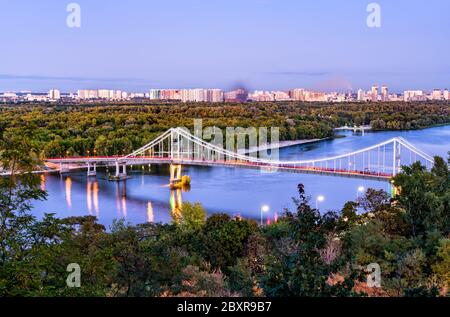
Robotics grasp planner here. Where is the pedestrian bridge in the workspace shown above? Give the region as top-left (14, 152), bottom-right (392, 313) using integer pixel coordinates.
top-left (46, 127), bottom-right (435, 181)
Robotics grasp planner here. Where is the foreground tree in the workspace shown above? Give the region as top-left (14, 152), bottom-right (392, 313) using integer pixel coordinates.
top-left (393, 157), bottom-right (449, 238)
top-left (0, 131), bottom-right (47, 295)
top-left (260, 184), bottom-right (358, 296)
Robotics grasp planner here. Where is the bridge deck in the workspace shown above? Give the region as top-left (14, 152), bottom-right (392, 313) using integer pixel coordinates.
top-left (46, 156), bottom-right (392, 180)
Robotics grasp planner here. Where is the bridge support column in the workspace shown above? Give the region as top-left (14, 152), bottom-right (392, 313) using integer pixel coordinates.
top-left (169, 164), bottom-right (182, 186)
top-left (59, 162), bottom-right (69, 174)
top-left (112, 161), bottom-right (127, 181)
top-left (87, 162), bottom-right (97, 177)
top-left (115, 161), bottom-right (120, 177)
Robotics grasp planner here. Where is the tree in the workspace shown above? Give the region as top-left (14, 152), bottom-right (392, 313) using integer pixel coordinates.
top-left (0, 131), bottom-right (46, 271)
top-left (260, 184), bottom-right (357, 297)
top-left (199, 214), bottom-right (257, 272)
top-left (177, 202), bottom-right (206, 232)
top-left (393, 158), bottom-right (449, 238)
top-left (432, 239), bottom-right (450, 291)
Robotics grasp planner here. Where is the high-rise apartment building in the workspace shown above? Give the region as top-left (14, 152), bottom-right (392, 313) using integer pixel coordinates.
top-left (304, 91), bottom-right (326, 102)
top-left (98, 89), bottom-right (114, 99)
top-left (357, 89), bottom-right (366, 101)
top-left (404, 90), bottom-right (424, 102)
top-left (431, 89), bottom-right (443, 100)
top-left (207, 89), bottom-right (224, 102)
top-left (289, 89), bottom-right (305, 101)
top-left (48, 89), bottom-right (61, 100)
top-left (149, 89), bottom-right (161, 100)
top-left (273, 91), bottom-right (290, 101)
top-left (248, 91), bottom-right (274, 102)
top-left (371, 84), bottom-right (379, 102)
top-left (224, 89), bottom-right (248, 102)
top-left (77, 90), bottom-right (100, 99)
top-left (381, 85), bottom-right (389, 102)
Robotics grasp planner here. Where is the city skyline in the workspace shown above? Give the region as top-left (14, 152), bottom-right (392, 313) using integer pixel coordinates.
top-left (0, 0), bottom-right (449, 92)
top-left (2, 85), bottom-right (449, 103)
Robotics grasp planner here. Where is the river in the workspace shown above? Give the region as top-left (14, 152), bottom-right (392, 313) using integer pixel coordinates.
top-left (31, 125), bottom-right (450, 227)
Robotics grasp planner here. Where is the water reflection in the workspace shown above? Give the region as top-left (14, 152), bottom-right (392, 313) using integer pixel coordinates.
top-left (122, 196), bottom-right (127, 218)
top-left (170, 189), bottom-right (183, 223)
top-left (40, 174), bottom-right (46, 191)
top-left (65, 177), bottom-right (72, 209)
top-left (147, 202), bottom-right (154, 223)
top-left (114, 181), bottom-right (128, 218)
top-left (87, 180), bottom-right (92, 214)
top-left (93, 181), bottom-right (99, 216)
top-left (86, 179), bottom-right (100, 216)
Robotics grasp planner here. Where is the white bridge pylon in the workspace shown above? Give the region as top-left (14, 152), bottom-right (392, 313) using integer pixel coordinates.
top-left (119, 127), bottom-right (434, 180)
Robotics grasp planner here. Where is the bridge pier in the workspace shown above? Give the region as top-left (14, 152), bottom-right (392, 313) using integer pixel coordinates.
top-left (87, 162), bottom-right (97, 177)
top-left (169, 164), bottom-right (182, 186)
top-left (111, 161), bottom-right (127, 181)
top-left (59, 162), bottom-right (70, 174)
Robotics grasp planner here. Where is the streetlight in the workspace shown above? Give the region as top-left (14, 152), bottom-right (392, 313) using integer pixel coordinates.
top-left (357, 186), bottom-right (365, 200)
top-left (261, 205), bottom-right (269, 226)
top-left (316, 195), bottom-right (325, 210)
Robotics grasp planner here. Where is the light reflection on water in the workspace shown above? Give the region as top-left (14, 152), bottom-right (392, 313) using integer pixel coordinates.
top-left (65, 177), bottom-right (72, 209)
top-left (31, 125), bottom-right (450, 227)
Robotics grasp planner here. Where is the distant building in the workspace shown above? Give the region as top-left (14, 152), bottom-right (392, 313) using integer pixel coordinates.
top-left (289, 89), bottom-right (305, 101)
top-left (224, 89), bottom-right (248, 102)
top-left (304, 91), bottom-right (326, 102)
top-left (444, 89), bottom-right (449, 100)
top-left (248, 91), bottom-right (274, 102)
top-left (273, 91), bottom-right (291, 101)
top-left (149, 89), bottom-right (161, 100)
top-left (357, 89), bottom-right (366, 101)
top-left (207, 89), bottom-right (224, 102)
top-left (159, 89), bottom-right (182, 101)
top-left (98, 89), bottom-right (113, 99)
top-left (48, 89), bottom-right (61, 100)
top-left (130, 92), bottom-right (146, 99)
top-left (3, 92), bottom-right (18, 98)
top-left (389, 93), bottom-right (401, 101)
top-left (26, 93), bottom-right (48, 102)
top-left (431, 89), bottom-right (443, 100)
top-left (371, 84), bottom-right (379, 102)
top-left (381, 85), bottom-right (389, 102)
top-left (404, 90), bottom-right (424, 102)
top-left (77, 89), bottom-right (99, 99)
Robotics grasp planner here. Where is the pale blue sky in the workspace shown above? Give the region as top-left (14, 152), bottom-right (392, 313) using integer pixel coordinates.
top-left (0, 0), bottom-right (448, 92)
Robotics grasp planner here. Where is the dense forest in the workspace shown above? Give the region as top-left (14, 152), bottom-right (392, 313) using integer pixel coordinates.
top-left (0, 131), bottom-right (449, 297)
top-left (0, 101), bottom-right (448, 158)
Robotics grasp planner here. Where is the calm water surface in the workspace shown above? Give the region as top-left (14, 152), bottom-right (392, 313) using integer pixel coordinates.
top-left (32, 125), bottom-right (450, 227)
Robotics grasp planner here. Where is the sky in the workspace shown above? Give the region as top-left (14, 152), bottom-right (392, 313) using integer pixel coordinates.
top-left (0, 0), bottom-right (449, 93)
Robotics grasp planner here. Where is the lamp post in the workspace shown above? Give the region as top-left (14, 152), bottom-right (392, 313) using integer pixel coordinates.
top-left (260, 205), bottom-right (269, 226)
top-left (316, 195), bottom-right (325, 210)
